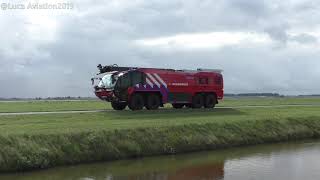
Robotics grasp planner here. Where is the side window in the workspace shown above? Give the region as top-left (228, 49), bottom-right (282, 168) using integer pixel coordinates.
top-left (199, 77), bottom-right (208, 85)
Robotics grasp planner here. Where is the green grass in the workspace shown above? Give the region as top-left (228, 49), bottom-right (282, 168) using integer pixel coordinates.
top-left (0, 100), bottom-right (108, 113)
top-left (221, 97), bottom-right (320, 107)
top-left (0, 106), bottom-right (319, 135)
top-left (0, 97), bottom-right (320, 113)
top-left (1, 98), bottom-right (320, 172)
top-left (0, 108), bottom-right (320, 172)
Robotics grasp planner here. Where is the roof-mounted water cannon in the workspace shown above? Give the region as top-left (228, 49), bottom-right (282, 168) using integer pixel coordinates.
top-left (97, 64), bottom-right (135, 75)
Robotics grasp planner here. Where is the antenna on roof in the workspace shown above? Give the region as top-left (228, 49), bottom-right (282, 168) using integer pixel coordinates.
top-left (197, 68), bottom-right (223, 73)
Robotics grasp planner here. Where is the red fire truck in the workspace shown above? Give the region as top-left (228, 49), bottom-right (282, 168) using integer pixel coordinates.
top-left (92, 64), bottom-right (224, 111)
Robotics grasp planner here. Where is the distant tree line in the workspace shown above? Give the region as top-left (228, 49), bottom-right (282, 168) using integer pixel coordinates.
top-left (298, 94), bottom-right (320, 97)
top-left (225, 93), bottom-right (284, 97)
top-left (1, 93), bottom-right (320, 101)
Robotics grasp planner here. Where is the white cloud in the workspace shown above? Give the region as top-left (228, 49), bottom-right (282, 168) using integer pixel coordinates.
top-left (135, 32), bottom-right (272, 49)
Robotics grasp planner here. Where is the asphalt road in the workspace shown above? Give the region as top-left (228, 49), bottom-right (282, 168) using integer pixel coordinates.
top-left (0, 104), bottom-right (320, 116)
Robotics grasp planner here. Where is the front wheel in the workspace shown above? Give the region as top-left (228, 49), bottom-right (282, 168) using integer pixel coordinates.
top-left (111, 101), bottom-right (127, 110)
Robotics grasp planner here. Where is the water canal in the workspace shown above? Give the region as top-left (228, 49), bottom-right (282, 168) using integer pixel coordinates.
top-left (1, 140), bottom-right (320, 180)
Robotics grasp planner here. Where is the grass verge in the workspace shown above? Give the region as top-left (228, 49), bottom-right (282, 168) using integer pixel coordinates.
top-left (0, 115), bottom-right (320, 172)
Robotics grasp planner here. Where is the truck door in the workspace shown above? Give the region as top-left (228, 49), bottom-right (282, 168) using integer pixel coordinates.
top-left (114, 73), bottom-right (130, 101)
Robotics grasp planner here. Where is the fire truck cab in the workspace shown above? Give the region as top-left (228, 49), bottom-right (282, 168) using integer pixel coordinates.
top-left (92, 64), bottom-right (224, 111)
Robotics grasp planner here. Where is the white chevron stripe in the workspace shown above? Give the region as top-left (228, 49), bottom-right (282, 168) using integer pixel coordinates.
top-left (147, 73), bottom-right (161, 87)
top-left (146, 77), bottom-right (154, 87)
top-left (153, 73), bottom-right (167, 88)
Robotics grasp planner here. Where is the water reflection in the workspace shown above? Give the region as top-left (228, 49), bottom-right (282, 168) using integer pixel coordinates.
top-left (111, 162), bottom-right (224, 180)
top-left (1, 140), bottom-right (320, 180)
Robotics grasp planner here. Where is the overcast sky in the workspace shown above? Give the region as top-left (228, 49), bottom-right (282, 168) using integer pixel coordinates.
top-left (0, 0), bottom-right (320, 98)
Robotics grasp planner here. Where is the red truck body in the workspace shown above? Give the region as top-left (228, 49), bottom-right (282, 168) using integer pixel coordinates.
top-left (93, 65), bottom-right (224, 110)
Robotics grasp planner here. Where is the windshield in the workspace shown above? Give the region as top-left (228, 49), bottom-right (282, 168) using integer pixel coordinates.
top-left (98, 74), bottom-right (117, 89)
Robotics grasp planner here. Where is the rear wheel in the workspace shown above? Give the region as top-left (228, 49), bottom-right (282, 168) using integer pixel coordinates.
top-left (128, 93), bottom-right (144, 111)
top-left (146, 94), bottom-right (161, 110)
top-left (172, 103), bottom-right (184, 109)
top-left (111, 101), bottom-right (127, 110)
top-left (204, 94), bottom-right (217, 108)
top-left (192, 94), bottom-right (204, 108)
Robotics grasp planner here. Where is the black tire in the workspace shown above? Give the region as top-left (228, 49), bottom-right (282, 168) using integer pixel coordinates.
top-left (128, 93), bottom-right (144, 111)
top-left (185, 104), bottom-right (192, 108)
top-left (192, 94), bottom-right (204, 108)
top-left (172, 103), bottom-right (184, 109)
top-left (111, 101), bottom-right (127, 110)
top-left (204, 94), bottom-right (217, 108)
top-left (146, 94), bottom-right (161, 110)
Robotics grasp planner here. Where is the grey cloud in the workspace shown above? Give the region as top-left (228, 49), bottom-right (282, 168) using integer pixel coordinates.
top-left (0, 0), bottom-right (320, 98)
top-left (264, 24), bottom-right (289, 43)
top-left (223, 0), bottom-right (269, 17)
top-left (289, 34), bottom-right (318, 44)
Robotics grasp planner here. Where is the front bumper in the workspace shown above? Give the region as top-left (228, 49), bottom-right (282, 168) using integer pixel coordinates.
top-left (94, 89), bottom-right (114, 101)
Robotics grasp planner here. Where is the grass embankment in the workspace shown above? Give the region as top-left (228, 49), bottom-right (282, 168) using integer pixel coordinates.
top-left (0, 106), bottom-right (320, 172)
top-left (0, 97), bottom-right (319, 113)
